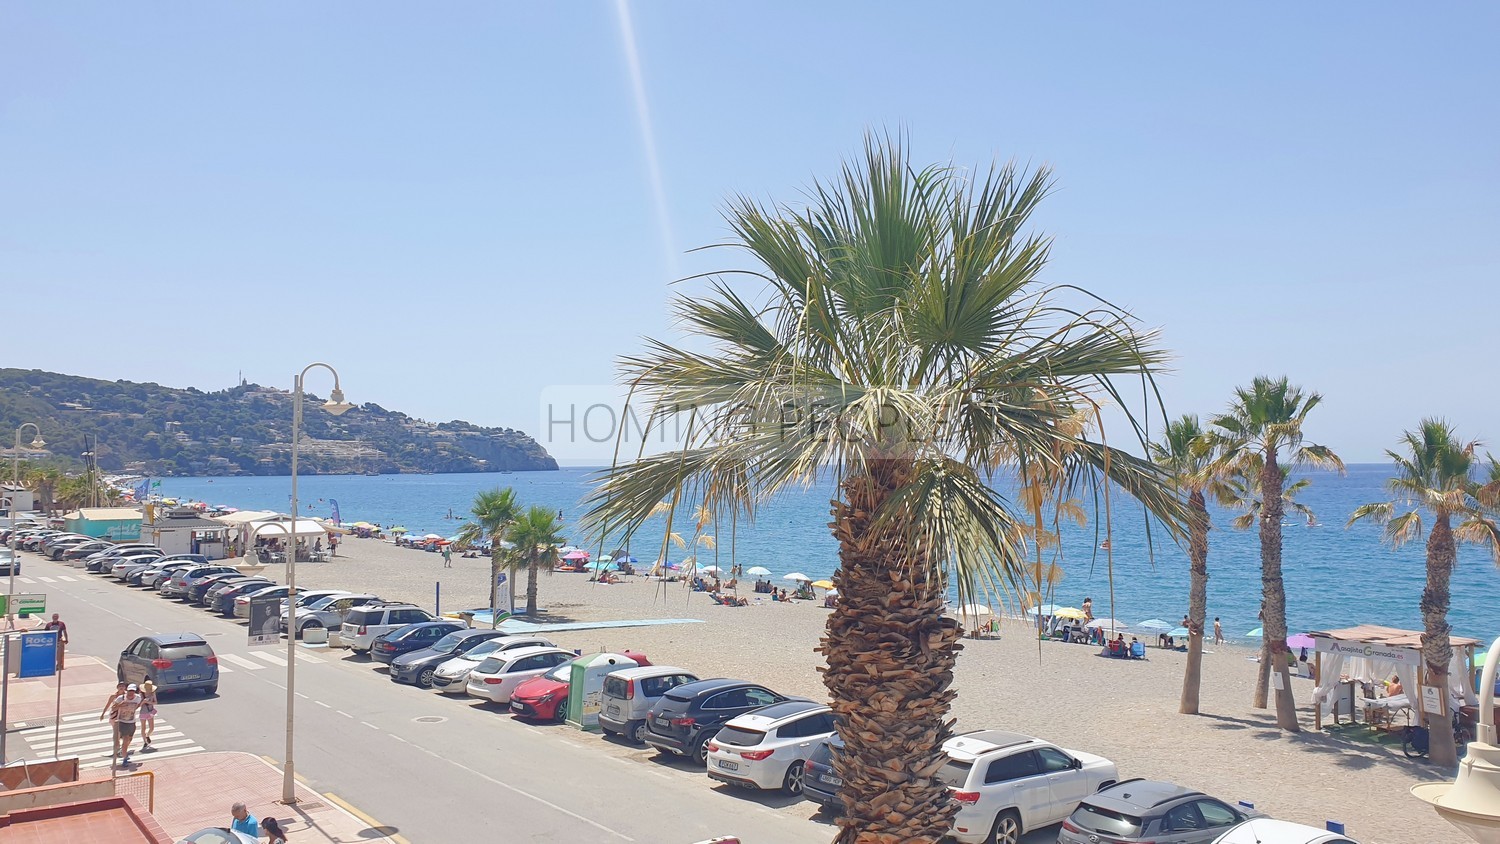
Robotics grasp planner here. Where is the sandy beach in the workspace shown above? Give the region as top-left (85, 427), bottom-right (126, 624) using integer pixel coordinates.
top-left (268, 535), bottom-right (1452, 844)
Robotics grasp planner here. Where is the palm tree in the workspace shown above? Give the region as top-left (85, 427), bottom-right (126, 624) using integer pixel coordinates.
top-left (1149, 415), bottom-right (1222, 715)
top-left (1347, 420), bottom-right (1500, 767)
top-left (1212, 376), bottom-right (1343, 731)
top-left (23, 466), bottom-right (62, 514)
top-left (585, 136), bottom-right (1187, 844)
top-left (455, 488), bottom-right (521, 625)
top-left (505, 506), bottom-right (564, 618)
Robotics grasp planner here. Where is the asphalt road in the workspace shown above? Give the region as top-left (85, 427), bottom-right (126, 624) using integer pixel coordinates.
top-left (5, 550), bottom-right (836, 844)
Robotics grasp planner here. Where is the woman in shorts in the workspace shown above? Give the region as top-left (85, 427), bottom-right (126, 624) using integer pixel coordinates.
top-left (139, 680), bottom-right (159, 750)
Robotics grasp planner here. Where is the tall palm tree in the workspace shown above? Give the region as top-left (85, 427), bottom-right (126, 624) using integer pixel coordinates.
top-left (1149, 414), bottom-right (1222, 715)
top-left (1347, 420), bottom-right (1500, 767)
top-left (1212, 376), bottom-right (1343, 732)
top-left (585, 136), bottom-right (1187, 844)
top-left (455, 487), bottom-right (521, 625)
top-left (505, 506), bottom-right (564, 618)
top-left (23, 466), bottom-right (62, 513)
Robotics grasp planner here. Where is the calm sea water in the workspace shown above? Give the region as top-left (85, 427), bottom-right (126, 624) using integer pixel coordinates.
top-left (155, 465), bottom-right (1499, 643)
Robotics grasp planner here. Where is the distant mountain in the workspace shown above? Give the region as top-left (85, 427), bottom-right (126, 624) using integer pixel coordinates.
top-left (0, 368), bottom-right (558, 476)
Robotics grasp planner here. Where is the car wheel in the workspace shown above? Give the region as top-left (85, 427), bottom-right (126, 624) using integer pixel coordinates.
top-left (693, 736), bottom-right (712, 766)
top-left (783, 761), bottom-right (805, 794)
top-left (988, 810), bottom-right (1021, 844)
top-left (417, 668), bottom-right (436, 688)
top-left (629, 721), bottom-right (648, 744)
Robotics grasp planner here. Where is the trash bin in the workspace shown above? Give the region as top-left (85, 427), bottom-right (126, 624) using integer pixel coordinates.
top-left (303, 627), bottom-right (329, 645)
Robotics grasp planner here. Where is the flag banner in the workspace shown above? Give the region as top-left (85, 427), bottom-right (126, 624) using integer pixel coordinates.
top-left (330, 499), bottom-right (341, 526)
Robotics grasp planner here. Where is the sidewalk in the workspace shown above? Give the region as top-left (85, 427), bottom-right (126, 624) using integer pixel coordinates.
top-left (137, 751), bottom-right (406, 843)
top-left (5, 655), bottom-right (118, 727)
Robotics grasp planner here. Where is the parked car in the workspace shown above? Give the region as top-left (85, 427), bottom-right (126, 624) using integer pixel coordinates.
top-left (342, 604), bottom-right (438, 654)
top-left (44, 536), bottom-right (96, 559)
top-left (111, 552), bottom-right (167, 580)
top-left (281, 588), bottom-right (349, 613)
top-left (939, 730), bottom-right (1117, 844)
top-left (370, 620), bottom-right (465, 665)
top-left (117, 633), bottom-right (219, 695)
top-left (282, 593), bottom-right (379, 637)
top-left (799, 734), bottom-right (844, 811)
top-left (390, 629), bottom-right (512, 688)
top-left (706, 700), bottom-right (835, 793)
top-left (643, 679), bottom-right (789, 766)
top-left (130, 560), bottom-right (201, 588)
top-left (60, 540), bottom-right (113, 561)
top-left (178, 827), bottom-right (257, 844)
top-left (21, 530), bottom-right (65, 551)
top-left (599, 665), bottom-right (700, 744)
top-left (1212, 819), bottom-right (1361, 844)
top-left (163, 565), bottom-right (239, 599)
top-left (510, 652), bottom-right (651, 722)
top-left (464, 646), bottom-right (574, 704)
top-left (235, 585), bottom-right (303, 619)
top-left (430, 635), bottom-right (557, 694)
top-left (0, 549), bottom-right (18, 576)
top-left (1059, 779), bottom-right (1260, 844)
top-left (188, 572), bottom-right (251, 605)
top-left (205, 578), bottom-right (275, 614)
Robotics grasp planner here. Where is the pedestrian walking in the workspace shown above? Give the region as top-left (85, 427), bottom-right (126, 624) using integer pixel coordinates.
top-left (329, 534), bottom-right (338, 557)
top-left (139, 679), bottom-right (159, 750)
top-left (100, 683), bottom-right (144, 764)
top-left (261, 817), bottom-right (289, 842)
top-left (230, 802), bottom-right (259, 838)
top-left (441, 544), bottom-right (452, 568)
top-left (102, 681), bottom-right (126, 755)
top-left (42, 612), bottom-right (68, 669)
top-left (1213, 617), bottom-right (1224, 644)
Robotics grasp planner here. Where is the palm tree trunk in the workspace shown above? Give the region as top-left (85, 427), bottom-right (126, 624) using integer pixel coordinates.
top-left (821, 459), bottom-right (963, 844)
top-left (526, 556), bottom-right (540, 618)
top-left (489, 545), bottom-right (501, 628)
top-left (1421, 512), bottom-right (1458, 767)
top-left (1258, 451), bottom-right (1300, 732)
top-left (1180, 489), bottom-right (1209, 715)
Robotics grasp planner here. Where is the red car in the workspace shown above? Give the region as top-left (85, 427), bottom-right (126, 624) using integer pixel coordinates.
top-left (510, 651), bottom-right (650, 722)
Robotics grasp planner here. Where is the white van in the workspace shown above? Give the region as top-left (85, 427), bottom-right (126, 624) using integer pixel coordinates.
top-left (598, 665), bottom-right (699, 743)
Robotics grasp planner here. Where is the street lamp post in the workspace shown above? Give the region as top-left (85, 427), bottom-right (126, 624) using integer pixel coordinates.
top-left (8, 423), bottom-right (45, 629)
top-left (281, 364), bottom-right (352, 804)
top-left (1413, 637), bottom-right (1500, 843)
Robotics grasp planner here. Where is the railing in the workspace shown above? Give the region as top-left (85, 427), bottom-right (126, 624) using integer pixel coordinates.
top-left (112, 769), bottom-right (154, 812)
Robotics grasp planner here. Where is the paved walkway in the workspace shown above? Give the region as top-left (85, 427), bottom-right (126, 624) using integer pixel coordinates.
top-left (139, 751), bottom-right (405, 843)
top-left (5, 655), bottom-right (118, 727)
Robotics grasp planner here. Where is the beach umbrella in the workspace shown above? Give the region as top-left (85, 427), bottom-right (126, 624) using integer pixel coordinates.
top-left (1024, 603), bottom-right (1060, 617)
top-left (1286, 633), bottom-right (1316, 650)
top-left (1168, 626), bottom-right (1191, 637)
top-left (562, 550), bottom-right (590, 561)
top-left (1135, 618), bottom-right (1173, 631)
top-left (1053, 607), bottom-right (1086, 620)
top-left (1086, 618), bottom-right (1129, 630)
top-left (745, 566), bottom-right (771, 577)
top-left (782, 572), bottom-right (812, 582)
top-left (390, 526), bottom-right (408, 534)
top-left (696, 565), bottom-right (723, 576)
top-left (1246, 627), bottom-right (1263, 638)
top-left (600, 555), bottom-right (613, 563)
top-left (955, 603), bottom-right (992, 617)
top-left (423, 533), bottom-right (443, 540)
top-left (810, 579), bottom-right (835, 590)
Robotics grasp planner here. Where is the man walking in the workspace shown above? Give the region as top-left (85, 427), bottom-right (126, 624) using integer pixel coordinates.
top-left (100, 683), bottom-right (144, 764)
top-left (441, 543), bottom-right (452, 568)
top-left (102, 681), bottom-right (126, 756)
top-left (230, 802), bottom-right (259, 838)
top-left (42, 612), bottom-right (68, 669)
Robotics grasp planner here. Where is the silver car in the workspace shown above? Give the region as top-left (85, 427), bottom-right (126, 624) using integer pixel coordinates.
top-left (599, 665), bottom-right (700, 743)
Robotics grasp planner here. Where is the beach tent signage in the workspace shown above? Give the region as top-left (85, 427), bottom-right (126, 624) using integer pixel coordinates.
top-left (1313, 637), bottom-right (1420, 666)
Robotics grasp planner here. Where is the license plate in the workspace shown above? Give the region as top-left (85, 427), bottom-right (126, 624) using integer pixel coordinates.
top-left (819, 774), bottom-right (843, 786)
top-left (607, 704), bottom-right (620, 715)
top-left (717, 759), bottom-right (739, 771)
top-left (510, 701), bottom-right (524, 711)
top-left (178, 674), bottom-right (201, 681)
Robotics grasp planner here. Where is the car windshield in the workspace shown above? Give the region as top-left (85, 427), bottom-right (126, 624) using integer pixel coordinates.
top-left (714, 726), bottom-right (767, 747)
top-left (1069, 803), bottom-right (1143, 837)
top-left (542, 662), bottom-right (573, 682)
top-left (431, 632), bottom-right (466, 654)
top-left (935, 758), bottom-right (973, 789)
top-left (305, 596), bottom-right (339, 610)
top-left (161, 642), bottom-right (213, 659)
top-left (810, 739), bottom-right (839, 765)
top-left (462, 640), bottom-right (505, 661)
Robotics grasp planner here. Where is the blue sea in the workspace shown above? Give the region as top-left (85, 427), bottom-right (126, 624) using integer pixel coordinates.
top-left (154, 465), bottom-right (1498, 643)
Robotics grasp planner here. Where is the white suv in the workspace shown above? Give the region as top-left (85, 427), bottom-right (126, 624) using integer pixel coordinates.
top-left (341, 603), bottom-right (435, 653)
top-left (706, 700), bottom-right (836, 793)
top-left (940, 730), bottom-right (1117, 844)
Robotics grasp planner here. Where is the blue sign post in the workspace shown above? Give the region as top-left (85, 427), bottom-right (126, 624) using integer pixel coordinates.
top-left (19, 631), bottom-right (59, 678)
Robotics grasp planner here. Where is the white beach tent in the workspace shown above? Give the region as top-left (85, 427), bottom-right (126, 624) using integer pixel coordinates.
top-left (250, 516), bottom-right (334, 539)
top-left (1308, 624), bottom-right (1479, 731)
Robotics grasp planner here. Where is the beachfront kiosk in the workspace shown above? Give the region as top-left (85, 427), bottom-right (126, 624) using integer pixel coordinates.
top-left (1310, 624), bottom-right (1480, 732)
top-left (565, 652), bottom-right (642, 731)
top-left (143, 505), bottom-right (230, 559)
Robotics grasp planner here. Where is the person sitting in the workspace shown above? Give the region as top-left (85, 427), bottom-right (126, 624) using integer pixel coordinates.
top-left (1386, 676), bottom-right (1404, 697)
top-left (823, 593), bottom-right (836, 608)
top-left (1108, 633), bottom-right (1127, 657)
top-left (1129, 638), bottom-right (1146, 659)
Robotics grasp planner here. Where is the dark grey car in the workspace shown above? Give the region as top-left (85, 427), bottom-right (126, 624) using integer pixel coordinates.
top-left (117, 633), bottom-right (220, 695)
top-left (1058, 779), bottom-right (1259, 844)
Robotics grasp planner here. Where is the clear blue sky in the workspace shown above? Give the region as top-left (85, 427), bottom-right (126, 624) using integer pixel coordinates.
top-left (3, 3), bottom-right (1496, 462)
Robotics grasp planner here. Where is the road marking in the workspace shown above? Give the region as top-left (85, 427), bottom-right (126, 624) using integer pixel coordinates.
top-left (362, 721), bottom-right (380, 730)
top-left (315, 701), bottom-right (332, 709)
top-left (58, 575), bottom-right (77, 582)
top-left (17, 577), bottom-right (35, 585)
top-left (295, 691), bottom-right (309, 699)
top-left (249, 651), bottom-right (288, 667)
top-left (219, 653), bottom-right (266, 671)
top-left (19, 718), bottom-right (205, 769)
top-left (336, 710), bottom-right (354, 719)
top-left (446, 760), bottom-right (635, 841)
top-left (388, 734), bottom-right (409, 743)
top-left (38, 576), bottom-right (56, 583)
top-left (322, 793), bottom-right (411, 844)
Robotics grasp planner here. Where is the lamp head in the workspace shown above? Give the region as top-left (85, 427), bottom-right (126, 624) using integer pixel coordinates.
top-left (322, 388), bottom-right (354, 417)
top-left (28, 436), bottom-right (46, 449)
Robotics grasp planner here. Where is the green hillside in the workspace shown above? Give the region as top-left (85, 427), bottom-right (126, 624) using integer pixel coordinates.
top-left (0, 368), bottom-right (558, 476)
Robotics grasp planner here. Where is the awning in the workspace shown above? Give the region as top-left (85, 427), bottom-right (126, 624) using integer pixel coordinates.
top-left (251, 518), bottom-right (331, 539)
top-left (212, 510), bottom-right (280, 525)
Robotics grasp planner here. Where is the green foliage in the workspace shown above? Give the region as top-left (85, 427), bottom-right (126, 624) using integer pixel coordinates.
top-left (0, 368), bottom-right (557, 476)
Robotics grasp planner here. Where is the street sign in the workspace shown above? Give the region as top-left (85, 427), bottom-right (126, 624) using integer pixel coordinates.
top-left (0, 594), bottom-right (45, 617)
top-left (18, 631), bottom-right (58, 678)
top-left (248, 597), bottom-right (280, 647)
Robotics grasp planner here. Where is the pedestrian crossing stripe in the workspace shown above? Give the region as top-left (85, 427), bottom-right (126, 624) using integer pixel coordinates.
top-left (17, 577), bottom-right (35, 585)
top-left (58, 575), bottom-right (77, 581)
top-left (38, 576), bottom-right (56, 583)
top-left (218, 653), bottom-right (265, 670)
top-left (17, 716), bottom-right (205, 769)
